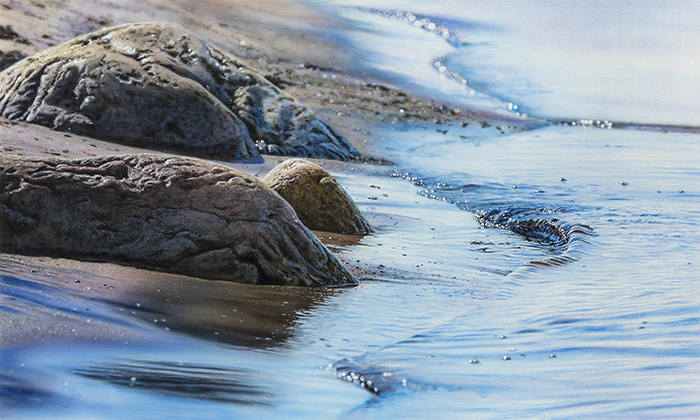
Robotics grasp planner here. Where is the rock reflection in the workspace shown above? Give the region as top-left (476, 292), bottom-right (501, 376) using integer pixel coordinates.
top-left (74, 360), bottom-right (273, 405)
top-left (118, 270), bottom-right (337, 347)
top-left (0, 254), bottom-right (340, 348)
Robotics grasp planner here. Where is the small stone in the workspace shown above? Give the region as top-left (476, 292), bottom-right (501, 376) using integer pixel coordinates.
top-left (263, 159), bottom-right (373, 234)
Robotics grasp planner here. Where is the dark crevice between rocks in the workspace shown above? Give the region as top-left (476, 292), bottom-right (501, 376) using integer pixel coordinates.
top-left (0, 50), bottom-right (26, 72)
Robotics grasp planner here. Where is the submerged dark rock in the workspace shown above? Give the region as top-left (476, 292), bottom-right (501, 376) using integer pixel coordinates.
top-left (0, 154), bottom-right (358, 287)
top-left (263, 158), bottom-right (373, 234)
top-left (0, 22), bottom-right (359, 161)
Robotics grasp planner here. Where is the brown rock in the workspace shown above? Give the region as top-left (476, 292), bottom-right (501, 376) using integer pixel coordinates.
top-left (0, 154), bottom-right (357, 287)
top-left (0, 22), bottom-right (359, 161)
top-left (263, 158), bottom-right (373, 234)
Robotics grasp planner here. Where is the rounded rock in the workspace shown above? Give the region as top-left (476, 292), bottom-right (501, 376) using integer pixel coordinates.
top-left (0, 23), bottom-right (359, 161)
top-left (263, 158), bottom-right (373, 234)
top-left (0, 154), bottom-right (357, 287)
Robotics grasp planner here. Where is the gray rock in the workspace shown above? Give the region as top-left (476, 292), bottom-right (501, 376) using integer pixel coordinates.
top-left (263, 158), bottom-right (373, 234)
top-left (0, 154), bottom-right (358, 287)
top-left (0, 22), bottom-right (359, 161)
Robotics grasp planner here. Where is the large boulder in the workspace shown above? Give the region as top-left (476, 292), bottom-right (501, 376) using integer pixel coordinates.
top-left (263, 158), bottom-right (373, 234)
top-left (0, 154), bottom-right (358, 287)
top-left (0, 22), bottom-right (359, 161)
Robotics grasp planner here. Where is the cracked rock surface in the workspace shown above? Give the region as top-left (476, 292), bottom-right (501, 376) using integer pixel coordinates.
top-left (0, 154), bottom-right (358, 286)
top-left (263, 158), bottom-right (373, 234)
top-left (0, 22), bottom-right (359, 161)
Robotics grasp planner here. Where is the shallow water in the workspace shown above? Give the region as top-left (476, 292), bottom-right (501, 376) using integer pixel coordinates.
top-left (3, 1), bottom-right (700, 419)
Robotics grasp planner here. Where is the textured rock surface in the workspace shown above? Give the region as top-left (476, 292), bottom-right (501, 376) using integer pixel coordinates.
top-left (0, 154), bottom-right (357, 286)
top-left (263, 158), bottom-right (373, 234)
top-left (0, 22), bottom-right (359, 161)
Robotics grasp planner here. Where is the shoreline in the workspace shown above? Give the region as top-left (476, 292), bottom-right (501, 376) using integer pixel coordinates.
top-left (0, 0), bottom-right (531, 348)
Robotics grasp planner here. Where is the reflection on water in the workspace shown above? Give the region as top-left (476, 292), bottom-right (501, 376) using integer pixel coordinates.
top-left (73, 360), bottom-right (273, 405)
top-left (0, 255), bottom-right (336, 348)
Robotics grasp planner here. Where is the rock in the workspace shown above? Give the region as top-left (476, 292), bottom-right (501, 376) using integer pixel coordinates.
top-left (263, 158), bottom-right (373, 234)
top-left (0, 22), bottom-right (359, 161)
top-left (0, 154), bottom-right (358, 287)
top-left (0, 50), bottom-right (25, 72)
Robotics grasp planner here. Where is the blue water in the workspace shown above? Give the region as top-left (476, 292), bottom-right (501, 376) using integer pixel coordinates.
top-left (2, 1), bottom-right (700, 419)
top-left (312, 0), bottom-right (700, 126)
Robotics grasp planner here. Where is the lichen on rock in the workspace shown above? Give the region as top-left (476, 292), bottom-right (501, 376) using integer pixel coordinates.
top-left (0, 154), bottom-right (358, 287)
top-left (0, 22), bottom-right (359, 161)
top-left (263, 158), bottom-right (373, 234)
